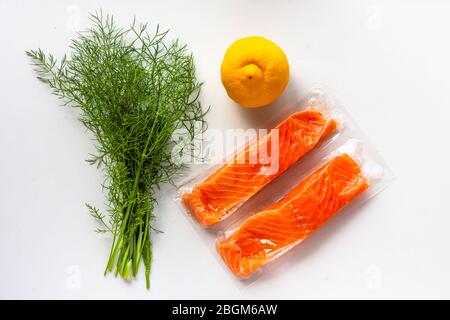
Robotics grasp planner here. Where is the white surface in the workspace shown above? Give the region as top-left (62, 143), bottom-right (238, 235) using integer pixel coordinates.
top-left (1, 0), bottom-right (450, 299)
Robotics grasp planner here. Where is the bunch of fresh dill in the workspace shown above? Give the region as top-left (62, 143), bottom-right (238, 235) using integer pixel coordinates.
top-left (27, 12), bottom-right (207, 288)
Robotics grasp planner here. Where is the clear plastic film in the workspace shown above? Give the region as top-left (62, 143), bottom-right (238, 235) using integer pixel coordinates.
top-left (176, 88), bottom-right (342, 228)
top-left (172, 86), bottom-right (394, 284)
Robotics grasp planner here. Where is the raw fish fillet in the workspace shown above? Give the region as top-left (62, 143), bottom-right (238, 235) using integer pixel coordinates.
top-left (217, 153), bottom-right (369, 278)
top-left (182, 109), bottom-right (337, 226)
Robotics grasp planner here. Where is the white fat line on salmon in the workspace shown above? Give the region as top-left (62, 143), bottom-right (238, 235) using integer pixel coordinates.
top-left (171, 304), bottom-right (206, 318)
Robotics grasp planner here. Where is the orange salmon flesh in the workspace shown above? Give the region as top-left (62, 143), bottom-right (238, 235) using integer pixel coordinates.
top-left (182, 109), bottom-right (337, 226)
top-left (217, 153), bottom-right (369, 278)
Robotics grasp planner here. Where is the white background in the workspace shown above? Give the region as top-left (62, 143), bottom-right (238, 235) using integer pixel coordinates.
top-left (1, 0), bottom-right (449, 299)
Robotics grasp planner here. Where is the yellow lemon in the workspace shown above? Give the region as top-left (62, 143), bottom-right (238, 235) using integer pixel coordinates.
top-left (220, 36), bottom-right (290, 108)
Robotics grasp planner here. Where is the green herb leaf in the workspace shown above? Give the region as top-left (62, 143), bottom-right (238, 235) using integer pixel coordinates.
top-left (27, 11), bottom-right (208, 288)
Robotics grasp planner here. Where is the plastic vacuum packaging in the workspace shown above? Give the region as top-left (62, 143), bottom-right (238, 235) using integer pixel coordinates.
top-left (178, 90), bottom-right (341, 227)
top-left (174, 87), bottom-right (394, 282)
top-left (216, 139), bottom-right (391, 279)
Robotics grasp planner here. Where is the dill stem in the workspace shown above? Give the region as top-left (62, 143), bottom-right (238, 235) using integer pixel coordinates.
top-left (142, 211), bottom-right (151, 288)
top-left (106, 105), bottom-right (159, 278)
top-left (133, 227), bottom-right (143, 276)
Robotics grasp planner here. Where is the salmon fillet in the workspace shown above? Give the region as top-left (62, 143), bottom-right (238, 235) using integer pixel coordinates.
top-left (182, 109), bottom-right (337, 226)
top-left (217, 153), bottom-right (369, 278)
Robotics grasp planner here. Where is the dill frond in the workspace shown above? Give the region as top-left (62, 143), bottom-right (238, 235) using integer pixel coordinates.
top-left (26, 11), bottom-right (208, 288)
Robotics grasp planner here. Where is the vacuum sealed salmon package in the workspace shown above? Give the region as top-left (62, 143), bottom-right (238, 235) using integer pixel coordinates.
top-left (176, 89), bottom-right (342, 228)
top-left (216, 139), bottom-right (393, 279)
top-left (173, 86), bottom-right (394, 283)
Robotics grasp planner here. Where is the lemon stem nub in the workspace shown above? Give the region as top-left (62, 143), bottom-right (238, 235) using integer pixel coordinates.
top-left (240, 64), bottom-right (263, 83)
